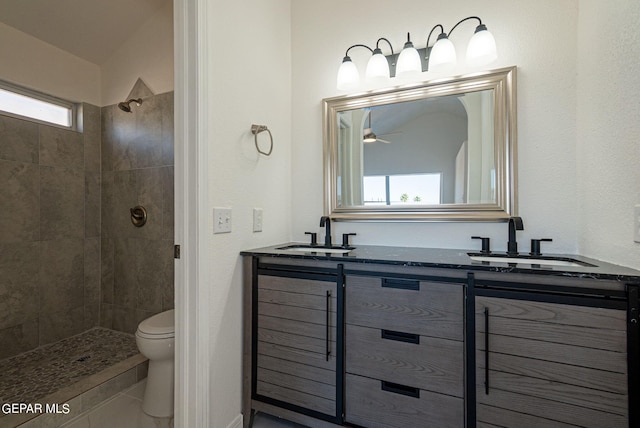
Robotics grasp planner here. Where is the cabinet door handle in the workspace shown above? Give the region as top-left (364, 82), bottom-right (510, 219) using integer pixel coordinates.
top-left (326, 290), bottom-right (331, 361)
top-left (381, 381), bottom-right (420, 399)
top-left (485, 307), bottom-right (489, 395)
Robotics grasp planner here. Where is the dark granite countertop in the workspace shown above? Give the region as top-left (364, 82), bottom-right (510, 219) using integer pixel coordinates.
top-left (241, 243), bottom-right (640, 283)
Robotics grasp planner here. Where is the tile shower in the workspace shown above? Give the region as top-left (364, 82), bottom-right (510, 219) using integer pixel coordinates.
top-left (0, 86), bottom-right (174, 424)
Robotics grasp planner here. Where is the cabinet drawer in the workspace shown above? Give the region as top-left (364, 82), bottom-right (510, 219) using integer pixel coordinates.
top-left (346, 324), bottom-right (463, 397)
top-left (345, 374), bottom-right (464, 428)
top-left (346, 275), bottom-right (463, 340)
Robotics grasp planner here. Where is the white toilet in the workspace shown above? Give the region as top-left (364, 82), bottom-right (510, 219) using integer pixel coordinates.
top-left (135, 309), bottom-right (175, 417)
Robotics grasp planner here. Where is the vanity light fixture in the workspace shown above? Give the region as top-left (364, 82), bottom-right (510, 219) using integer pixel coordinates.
top-left (336, 16), bottom-right (497, 91)
top-left (396, 33), bottom-right (422, 77)
top-left (365, 38), bottom-right (394, 83)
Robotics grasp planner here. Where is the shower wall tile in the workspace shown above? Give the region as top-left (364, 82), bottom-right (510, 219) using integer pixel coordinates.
top-left (160, 92), bottom-right (174, 167)
top-left (0, 104), bottom-right (102, 359)
top-left (113, 238), bottom-right (137, 308)
top-left (136, 239), bottom-right (172, 312)
top-left (39, 305), bottom-right (85, 346)
top-left (39, 126), bottom-right (83, 169)
top-left (111, 305), bottom-right (142, 334)
top-left (40, 166), bottom-right (84, 241)
top-left (127, 78), bottom-right (154, 101)
top-left (0, 160), bottom-right (40, 243)
top-left (85, 170), bottom-right (101, 238)
top-left (101, 237), bottom-right (114, 304)
top-left (84, 238), bottom-right (101, 329)
top-left (82, 103), bottom-right (101, 172)
top-left (100, 303), bottom-right (113, 329)
top-left (101, 107), bottom-right (114, 172)
top-left (101, 170), bottom-right (114, 238)
top-left (162, 166), bottom-right (174, 241)
top-left (111, 170), bottom-right (137, 238)
top-left (39, 238), bottom-right (84, 314)
top-left (100, 91), bottom-right (174, 333)
top-left (0, 242), bottom-right (39, 329)
top-left (134, 167), bottom-right (163, 240)
top-left (0, 319), bottom-right (39, 360)
top-left (133, 96), bottom-right (163, 169)
top-left (162, 277), bottom-right (175, 311)
top-left (110, 108), bottom-right (137, 172)
top-left (0, 115), bottom-right (39, 164)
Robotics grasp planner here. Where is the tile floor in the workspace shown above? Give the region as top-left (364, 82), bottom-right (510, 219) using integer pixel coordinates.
top-left (57, 379), bottom-right (307, 428)
top-left (60, 380), bottom-right (172, 428)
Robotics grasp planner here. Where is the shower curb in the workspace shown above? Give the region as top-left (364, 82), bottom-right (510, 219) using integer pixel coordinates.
top-left (3, 354), bottom-right (148, 428)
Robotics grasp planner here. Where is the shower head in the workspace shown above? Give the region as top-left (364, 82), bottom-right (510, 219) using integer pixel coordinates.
top-left (117, 98), bottom-right (143, 113)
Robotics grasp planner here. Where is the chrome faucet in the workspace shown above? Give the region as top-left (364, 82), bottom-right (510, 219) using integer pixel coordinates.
top-left (507, 216), bottom-right (524, 256)
top-left (320, 216), bottom-right (332, 247)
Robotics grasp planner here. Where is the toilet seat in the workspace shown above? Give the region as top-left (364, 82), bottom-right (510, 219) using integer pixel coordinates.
top-left (136, 309), bottom-right (175, 338)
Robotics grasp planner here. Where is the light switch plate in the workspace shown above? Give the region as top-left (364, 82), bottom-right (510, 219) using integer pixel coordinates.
top-left (635, 205), bottom-right (640, 243)
top-left (253, 208), bottom-right (263, 232)
top-left (213, 207), bottom-right (232, 234)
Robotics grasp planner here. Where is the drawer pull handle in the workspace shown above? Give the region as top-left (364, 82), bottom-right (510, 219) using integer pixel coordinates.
top-left (381, 278), bottom-right (419, 291)
top-left (381, 381), bottom-right (420, 399)
top-left (381, 329), bottom-right (420, 344)
top-left (326, 290), bottom-right (331, 361)
top-left (485, 307), bottom-right (490, 395)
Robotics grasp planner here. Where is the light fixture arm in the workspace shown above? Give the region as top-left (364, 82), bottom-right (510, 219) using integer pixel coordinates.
top-left (426, 24), bottom-right (446, 48)
top-left (447, 16), bottom-right (483, 37)
top-left (374, 38), bottom-right (394, 56)
top-left (344, 44), bottom-right (374, 58)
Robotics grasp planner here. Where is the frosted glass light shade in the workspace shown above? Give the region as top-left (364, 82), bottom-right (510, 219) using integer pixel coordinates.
top-left (429, 37), bottom-right (457, 71)
top-left (466, 27), bottom-right (497, 66)
top-left (337, 58), bottom-right (360, 90)
top-left (365, 50), bottom-right (390, 82)
top-left (396, 46), bottom-right (422, 77)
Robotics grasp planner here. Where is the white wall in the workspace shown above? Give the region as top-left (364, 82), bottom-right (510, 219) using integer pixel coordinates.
top-left (576, 0), bottom-right (640, 269)
top-left (0, 22), bottom-right (101, 105)
top-left (292, 0), bottom-right (579, 254)
top-left (101, 1), bottom-right (174, 106)
top-left (205, 0), bottom-right (292, 426)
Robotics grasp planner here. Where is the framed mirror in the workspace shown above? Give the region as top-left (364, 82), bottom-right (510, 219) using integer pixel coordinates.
top-left (322, 66), bottom-right (517, 221)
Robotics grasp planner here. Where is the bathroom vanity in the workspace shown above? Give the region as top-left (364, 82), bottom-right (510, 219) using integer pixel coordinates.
top-left (241, 244), bottom-right (640, 428)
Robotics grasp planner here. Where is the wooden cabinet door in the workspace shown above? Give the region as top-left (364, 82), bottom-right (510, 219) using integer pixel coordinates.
top-left (476, 296), bottom-right (628, 428)
top-left (255, 274), bottom-right (339, 419)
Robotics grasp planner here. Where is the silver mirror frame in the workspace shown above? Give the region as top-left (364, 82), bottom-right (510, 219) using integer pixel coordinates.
top-left (322, 66), bottom-right (517, 221)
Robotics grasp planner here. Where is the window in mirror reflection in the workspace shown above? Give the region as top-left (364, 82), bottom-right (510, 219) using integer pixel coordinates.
top-left (337, 89), bottom-right (496, 207)
top-left (363, 173), bottom-right (442, 205)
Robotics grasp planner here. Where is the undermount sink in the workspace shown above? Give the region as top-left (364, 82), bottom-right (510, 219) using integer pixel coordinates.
top-left (468, 254), bottom-right (596, 267)
top-left (276, 244), bottom-right (354, 254)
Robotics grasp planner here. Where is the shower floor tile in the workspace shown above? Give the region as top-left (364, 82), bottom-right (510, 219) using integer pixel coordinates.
top-left (0, 327), bottom-right (139, 406)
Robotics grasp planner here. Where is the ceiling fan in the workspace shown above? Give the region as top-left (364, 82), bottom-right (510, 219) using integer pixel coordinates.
top-left (363, 110), bottom-right (392, 144)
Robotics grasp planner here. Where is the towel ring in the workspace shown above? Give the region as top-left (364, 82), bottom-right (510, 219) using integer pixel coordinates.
top-left (251, 124), bottom-right (273, 156)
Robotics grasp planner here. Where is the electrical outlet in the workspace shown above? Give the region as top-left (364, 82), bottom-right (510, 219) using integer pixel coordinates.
top-left (635, 205), bottom-right (640, 243)
top-left (213, 207), bottom-right (232, 233)
top-left (253, 208), bottom-right (263, 232)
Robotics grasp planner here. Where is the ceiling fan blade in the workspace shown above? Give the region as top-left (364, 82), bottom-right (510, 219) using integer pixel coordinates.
top-left (377, 138), bottom-right (392, 144)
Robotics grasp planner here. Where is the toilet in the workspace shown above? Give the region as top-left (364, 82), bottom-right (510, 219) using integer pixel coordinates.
top-left (135, 309), bottom-right (175, 417)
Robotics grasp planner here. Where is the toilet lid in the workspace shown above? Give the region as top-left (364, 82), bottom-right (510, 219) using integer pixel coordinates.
top-left (138, 309), bottom-right (175, 336)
